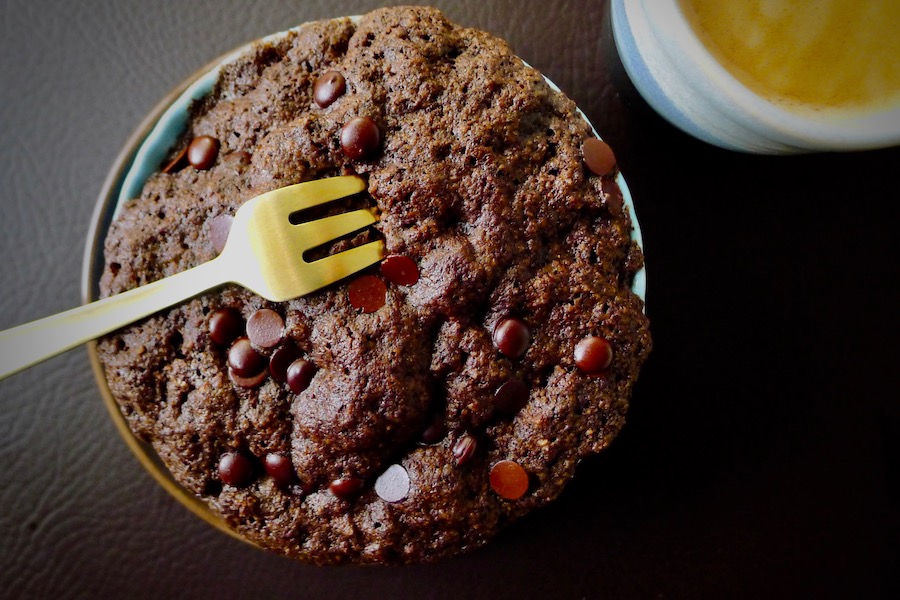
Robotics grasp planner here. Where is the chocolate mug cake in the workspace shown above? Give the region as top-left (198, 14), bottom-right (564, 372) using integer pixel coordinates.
top-left (96, 6), bottom-right (651, 564)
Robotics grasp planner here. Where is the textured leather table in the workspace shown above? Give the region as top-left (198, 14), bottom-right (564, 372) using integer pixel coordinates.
top-left (1, 1), bottom-right (897, 597)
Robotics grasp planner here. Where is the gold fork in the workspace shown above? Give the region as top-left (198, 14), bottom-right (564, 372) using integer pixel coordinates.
top-left (0, 175), bottom-right (383, 380)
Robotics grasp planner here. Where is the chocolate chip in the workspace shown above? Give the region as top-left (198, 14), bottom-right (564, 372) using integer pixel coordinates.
top-left (228, 337), bottom-right (267, 377)
top-left (161, 145), bottom-right (189, 173)
top-left (223, 150), bottom-right (252, 165)
top-left (348, 274), bottom-right (387, 313)
top-left (420, 417), bottom-right (447, 445)
top-left (489, 460), bottom-right (529, 500)
top-left (269, 344), bottom-right (301, 383)
top-left (374, 464), bottom-right (410, 503)
top-left (264, 453), bottom-right (296, 486)
top-left (452, 434), bottom-right (477, 466)
top-left (187, 135), bottom-right (220, 170)
top-left (207, 214), bottom-right (233, 255)
top-left (313, 70), bottom-right (346, 108)
top-left (246, 308), bottom-right (284, 349)
top-left (286, 358), bottom-right (317, 394)
top-left (494, 378), bottom-right (529, 414)
top-left (340, 116), bottom-right (381, 160)
top-left (582, 138), bottom-right (616, 176)
top-left (380, 254), bottom-right (420, 286)
top-left (574, 335), bottom-right (614, 375)
top-left (492, 317), bottom-right (530, 358)
top-left (228, 366), bottom-right (267, 389)
top-left (329, 476), bottom-right (365, 499)
top-left (218, 452), bottom-right (254, 487)
top-left (208, 307), bottom-right (243, 346)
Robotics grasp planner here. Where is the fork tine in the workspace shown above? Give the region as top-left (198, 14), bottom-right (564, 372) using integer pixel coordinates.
top-left (295, 208), bottom-right (379, 250)
top-left (302, 240), bottom-right (386, 290)
top-left (254, 175), bottom-right (367, 215)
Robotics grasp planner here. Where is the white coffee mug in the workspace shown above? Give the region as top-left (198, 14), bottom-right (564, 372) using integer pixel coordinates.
top-left (611, 0), bottom-right (900, 154)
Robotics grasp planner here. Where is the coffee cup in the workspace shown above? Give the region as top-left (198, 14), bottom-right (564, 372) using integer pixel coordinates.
top-left (611, 0), bottom-right (900, 153)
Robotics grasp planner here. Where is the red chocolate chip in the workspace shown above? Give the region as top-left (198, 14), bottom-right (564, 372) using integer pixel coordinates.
top-left (340, 116), bottom-right (381, 160)
top-left (228, 337), bottom-right (267, 377)
top-left (582, 138), bottom-right (616, 176)
top-left (207, 214), bottom-right (233, 255)
top-left (264, 453), bottom-right (296, 486)
top-left (208, 307), bottom-right (243, 346)
top-left (269, 344), bottom-right (301, 383)
top-left (494, 378), bottom-right (529, 414)
top-left (574, 335), bottom-right (614, 375)
top-left (380, 254), bottom-right (420, 286)
top-left (187, 135), bottom-right (220, 170)
top-left (348, 274), bottom-right (387, 313)
top-left (218, 452), bottom-right (254, 487)
top-left (246, 308), bottom-right (284, 349)
top-left (228, 366), bottom-right (267, 389)
top-left (452, 434), bottom-right (477, 466)
top-left (329, 476), bottom-right (365, 499)
top-left (286, 358), bottom-right (317, 394)
top-left (493, 317), bottom-right (531, 358)
top-left (374, 464), bottom-right (410, 503)
top-left (490, 460), bottom-right (529, 500)
top-left (313, 70), bottom-right (346, 108)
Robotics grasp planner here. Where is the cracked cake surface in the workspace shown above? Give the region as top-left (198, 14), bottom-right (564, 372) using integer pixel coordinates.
top-left (97, 6), bottom-right (651, 564)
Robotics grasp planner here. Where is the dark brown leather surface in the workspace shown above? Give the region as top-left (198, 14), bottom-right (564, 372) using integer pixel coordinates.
top-left (1, 0), bottom-right (897, 597)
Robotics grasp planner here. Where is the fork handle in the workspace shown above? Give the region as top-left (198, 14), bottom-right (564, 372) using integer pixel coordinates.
top-left (0, 258), bottom-right (227, 381)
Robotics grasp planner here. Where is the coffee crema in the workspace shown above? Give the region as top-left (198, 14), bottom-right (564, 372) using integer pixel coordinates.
top-left (678, 0), bottom-right (900, 115)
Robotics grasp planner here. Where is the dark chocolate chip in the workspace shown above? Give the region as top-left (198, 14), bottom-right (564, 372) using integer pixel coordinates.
top-left (228, 366), bottom-right (267, 389)
top-left (313, 70), bottom-right (346, 108)
top-left (348, 274), bottom-right (387, 313)
top-left (209, 308), bottom-right (243, 346)
top-left (494, 378), bottom-right (529, 414)
top-left (380, 254), bottom-right (420, 286)
top-left (574, 335), bottom-right (614, 375)
top-left (286, 358), bottom-right (317, 394)
top-left (187, 135), bottom-right (220, 170)
top-left (228, 337), bottom-right (267, 377)
top-left (329, 476), bottom-right (365, 499)
top-left (493, 317), bottom-right (530, 358)
top-left (246, 308), bottom-right (284, 349)
top-left (264, 453), bottom-right (296, 486)
top-left (269, 344), bottom-right (301, 383)
top-left (218, 452), bottom-right (254, 487)
top-left (340, 116), bottom-right (381, 160)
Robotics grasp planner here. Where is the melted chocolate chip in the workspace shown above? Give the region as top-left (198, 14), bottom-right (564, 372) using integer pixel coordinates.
top-left (380, 254), bottom-right (420, 286)
top-left (420, 417), bottom-right (448, 445)
top-left (489, 460), bottom-right (529, 500)
top-left (493, 317), bottom-right (530, 358)
top-left (340, 116), bottom-right (381, 160)
top-left (218, 452), bottom-right (254, 487)
top-left (207, 214), bottom-right (233, 255)
top-left (574, 335), bottom-right (614, 375)
top-left (582, 138), bottom-right (616, 176)
top-left (374, 464), bottom-right (410, 503)
top-left (313, 70), bottom-right (346, 108)
top-left (348, 274), bottom-right (387, 313)
top-left (187, 135), bottom-right (220, 170)
top-left (246, 308), bottom-right (284, 349)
